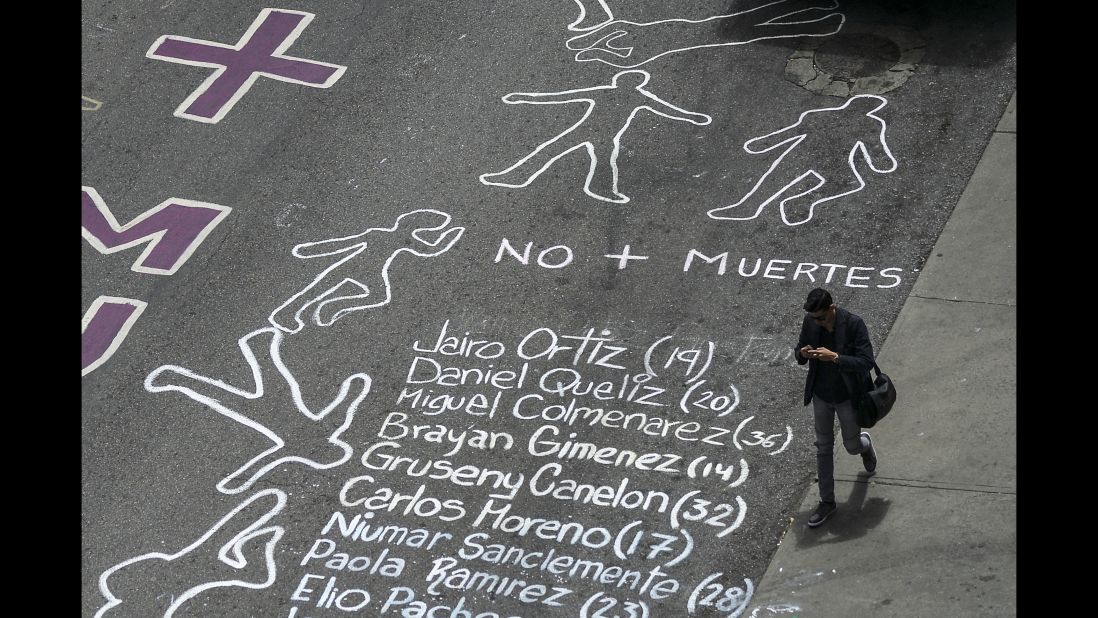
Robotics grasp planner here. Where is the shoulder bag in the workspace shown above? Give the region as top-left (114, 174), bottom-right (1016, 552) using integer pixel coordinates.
top-left (856, 362), bottom-right (897, 428)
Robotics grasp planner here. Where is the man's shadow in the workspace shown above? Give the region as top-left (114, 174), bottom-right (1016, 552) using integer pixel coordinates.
top-left (792, 473), bottom-right (890, 547)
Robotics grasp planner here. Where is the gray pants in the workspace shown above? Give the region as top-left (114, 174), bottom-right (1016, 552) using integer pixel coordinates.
top-left (812, 395), bottom-right (870, 503)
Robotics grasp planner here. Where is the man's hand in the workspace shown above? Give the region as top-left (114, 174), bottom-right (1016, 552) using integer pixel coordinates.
top-left (807, 346), bottom-right (839, 362)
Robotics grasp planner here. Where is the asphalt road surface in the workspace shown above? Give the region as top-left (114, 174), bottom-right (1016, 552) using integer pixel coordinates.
top-left (82, 1), bottom-right (1016, 616)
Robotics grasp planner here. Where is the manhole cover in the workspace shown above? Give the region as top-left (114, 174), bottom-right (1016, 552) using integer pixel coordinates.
top-left (815, 34), bottom-right (902, 80)
top-left (785, 23), bottom-right (925, 97)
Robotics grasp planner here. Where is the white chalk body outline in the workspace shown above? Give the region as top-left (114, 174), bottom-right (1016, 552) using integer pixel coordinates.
top-left (144, 327), bottom-right (372, 494)
top-left (95, 488), bottom-right (288, 618)
top-left (269, 209), bottom-right (464, 333)
top-left (82, 296), bottom-right (148, 377)
top-left (708, 94), bottom-right (897, 226)
top-left (565, 0), bottom-right (846, 69)
top-left (567, 0), bottom-right (615, 31)
top-left (82, 186), bottom-right (232, 275)
top-left (145, 8), bottom-right (348, 124)
top-left (479, 70), bottom-right (711, 204)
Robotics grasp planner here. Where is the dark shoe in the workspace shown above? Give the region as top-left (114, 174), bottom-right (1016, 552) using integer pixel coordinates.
top-left (807, 501), bottom-right (837, 527)
top-left (860, 431), bottom-right (877, 475)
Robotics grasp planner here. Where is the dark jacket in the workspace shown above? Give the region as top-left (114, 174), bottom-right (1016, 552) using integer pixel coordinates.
top-left (795, 307), bottom-right (875, 407)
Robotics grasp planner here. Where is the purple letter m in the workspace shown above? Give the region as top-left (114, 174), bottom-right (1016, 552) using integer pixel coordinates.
top-left (82, 186), bottom-right (231, 375)
top-left (82, 186), bottom-right (232, 275)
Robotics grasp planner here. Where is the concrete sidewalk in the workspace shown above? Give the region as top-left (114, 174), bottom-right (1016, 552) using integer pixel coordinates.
top-left (745, 93), bottom-right (1017, 617)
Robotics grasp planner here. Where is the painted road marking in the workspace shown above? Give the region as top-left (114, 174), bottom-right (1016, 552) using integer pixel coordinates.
top-left (269, 209), bottom-right (464, 334)
top-left (96, 489), bottom-right (287, 618)
top-left (480, 70), bottom-right (711, 204)
top-left (145, 327), bottom-right (372, 494)
top-left (146, 8), bottom-right (347, 123)
top-left (81, 296), bottom-right (147, 377)
top-left (82, 187), bottom-right (231, 376)
top-left (82, 187), bottom-right (232, 275)
top-left (707, 94), bottom-right (897, 226)
top-left (564, 0), bottom-right (845, 69)
top-left (82, 95), bottom-right (103, 111)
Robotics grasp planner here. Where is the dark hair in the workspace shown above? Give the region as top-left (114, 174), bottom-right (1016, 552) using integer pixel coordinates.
top-left (803, 288), bottom-right (833, 312)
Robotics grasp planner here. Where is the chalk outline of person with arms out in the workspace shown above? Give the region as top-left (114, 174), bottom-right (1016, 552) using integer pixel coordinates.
top-left (708, 94), bottom-right (897, 226)
top-left (95, 488), bottom-right (287, 618)
top-left (268, 209), bottom-right (464, 334)
top-left (479, 69), bottom-right (712, 204)
top-left (144, 327), bottom-right (371, 494)
top-left (564, 0), bottom-right (845, 69)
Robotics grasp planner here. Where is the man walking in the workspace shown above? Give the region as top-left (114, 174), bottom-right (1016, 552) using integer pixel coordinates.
top-left (795, 288), bottom-right (879, 527)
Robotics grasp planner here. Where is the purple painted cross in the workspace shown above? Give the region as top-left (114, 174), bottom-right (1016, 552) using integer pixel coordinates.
top-left (146, 8), bottom-right (347, 123)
